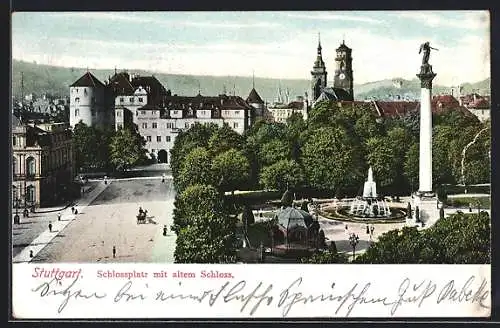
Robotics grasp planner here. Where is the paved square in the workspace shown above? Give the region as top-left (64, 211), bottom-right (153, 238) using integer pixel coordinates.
top-left (30, 178), bottom-right (176, 263)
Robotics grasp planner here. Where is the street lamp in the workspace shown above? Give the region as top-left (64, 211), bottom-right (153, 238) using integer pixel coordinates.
top-left (349, 233), bottom-right (360, 261)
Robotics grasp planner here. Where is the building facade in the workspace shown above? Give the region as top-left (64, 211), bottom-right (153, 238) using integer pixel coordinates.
top-left (268, 96), bottom-right (309, 123)
top-left (69, 71), bottom-right (110, 128)
top-left (12, 115), bottom-right (74, 209)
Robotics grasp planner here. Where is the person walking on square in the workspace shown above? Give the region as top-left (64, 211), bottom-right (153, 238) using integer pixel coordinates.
top-left (112, 245), bottom-right (116, 258)
top-left (71, 206), bottom-right (75, 214)
top-left (58, 213), bottom-right (61, 221)
top-left (366, 224), bottom-right (370, 234)
top-left (163, 224), bottom-right (168, 236)
top-left (29, 250), bottom-right (34, 258)
top-left (48, 222), bottom-right (53, 232)
top-left (74, 207), bottom-right (78, 214)
top-left (161, 173), bottom-right (165, 183)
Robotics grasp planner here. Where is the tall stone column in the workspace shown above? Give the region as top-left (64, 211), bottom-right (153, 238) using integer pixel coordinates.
top-left (416, 64), bottom-right (436, 194)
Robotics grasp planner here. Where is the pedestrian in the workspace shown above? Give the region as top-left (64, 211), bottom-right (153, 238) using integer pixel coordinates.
top-left (104, 176), bottom-right (108, 185)
top-left (163, 225), bottom-right (168, 236)
top-left (48, 222), bottom-right (53, 232)
top-left (366, 224), bottom-right (370, 234)
top-left (71, 206), bottom-right (75, 214)
top-left (161, 173), bottom-right (165, 183)
top-left (345, 224), bottom-right (348, 231)
top-left (29, 250), bottom-right (33, 258)
top-left (469, 203), bottom-right (472, 213)
top-left (370, 225), bottom-right (375, 236)
top-left (112, 246), bottom-right (116, 258)
top-left (58, 213), bottom-right (61, 221)
top-left (74, 208), bottom-right (78, 215)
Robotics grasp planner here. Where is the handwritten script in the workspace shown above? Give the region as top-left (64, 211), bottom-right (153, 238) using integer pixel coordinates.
top-left (31, 275), bottom-right (490, 317)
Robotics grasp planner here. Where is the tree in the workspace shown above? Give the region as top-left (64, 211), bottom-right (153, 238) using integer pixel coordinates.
top-left (171, 184), bottom-right (222, 234)
top-left (174, 184), bottom-right (237, 263)
top-left (301, 249), bottom-right (348, 264)
top-left (72, 121), bottom-right (99, 172)
top-left (404, 143), bottom-right (419, 193)
top-left (365, 136), bottom-right (398, 189)
top-left (301, 126), bottom-right (364, 192)
top-left (177, 147), bottom-right (214, 193)
top-left (259, 159), bottom-right (304, 192)
top-left (211, 149), bottom-right (250, 192)
top-left (170, 122), bottom-right (219, 185)
top-left (259, 139), bottom-right (291, 166)
top-left (208, 123), bottom-right (246, 155)
top-left (109, 125), bottom-right (148, 171)
top-left (356, 212), bottom-right (490, 264)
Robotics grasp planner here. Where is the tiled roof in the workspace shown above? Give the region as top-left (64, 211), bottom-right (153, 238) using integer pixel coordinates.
top-left (373, 101), bottom-right (420, 117)
top-left (432, 95), bottom-right (460, 109)
top-left (286, 101), bottom-right (304, 110)
top-left (108, 72), bottom-right (135, 95)
top-left (70, 72), bottom-right (105, 88)
top-left (246, 88), bottom-right (264, 104)
top-left (373, 100), bottom-right (475, 118)
top-left (163, 95), bottom-right (252, 111)
top-left (12, 114), bottom-right (22, 128)
top-left (468, 98), bottom-right (490, 109)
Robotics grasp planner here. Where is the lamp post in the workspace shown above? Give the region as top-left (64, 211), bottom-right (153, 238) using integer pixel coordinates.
top-left (349, 233), bottom-right (359, 262)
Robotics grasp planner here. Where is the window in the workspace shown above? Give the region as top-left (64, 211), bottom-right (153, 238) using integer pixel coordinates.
top-left (120, 97), bottom-right (124, 103)
top-left (13, 157), bottom-right (16, 177)
top-left (130, 97), bottom-right (134, 102)
top-left (116, 111), bottom-right (122, 117)
top-left (152, 122), bottom-right (157, 129)
top-left (166, 136), bottom-right (171, 142)
top-left (139, 97), bottom-right (143, 103)
top-left (117, 123), bottom-right (123, 129)
top-left (157, 136), bottom-right (161, 142)
top-left (12, 136), bottom-right (16, 146)
top-left (84, 88), bottom-right (88, 96)
top-left (141, 111), bottom-right (146, 115)
top-left (166, 122), bottom-right (175, 129)
top-left (173, 110), bottom-right (178, 115)
top-left (233, 122), bottom-right (239, 129)
top-left (75, 97), bottom-right (80, 103)
top-left (26, 185), bottom-right (35, 203)
top-left (75, 108), bottom-right (79, 116)
top-left (235, 110), bottom-right (240, 115)
top-left (142, 123), bottom-right (148, 129)
top-left (26, 157), bottom-right (36, 176)
top-left (146, 136), bottom-right (152, 142)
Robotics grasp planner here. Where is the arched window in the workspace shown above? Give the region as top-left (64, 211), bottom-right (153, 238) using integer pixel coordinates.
top-left (26, 157), bottom-right (36, 176)
top-left (13, 157), bottom-right (17, 177)
top-left (26, 185), bottom-right (35, 203)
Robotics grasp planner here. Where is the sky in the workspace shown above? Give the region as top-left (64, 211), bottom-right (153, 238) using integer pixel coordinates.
top-left (12, 11), bottom-right (490, 86)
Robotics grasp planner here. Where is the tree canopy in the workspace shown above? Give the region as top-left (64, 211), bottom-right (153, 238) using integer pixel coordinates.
top-left (109, 125), bottom-right (148, 171)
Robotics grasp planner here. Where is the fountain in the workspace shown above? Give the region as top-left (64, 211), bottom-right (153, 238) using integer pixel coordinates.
top-left (349, 167), bottom-right (390, 218)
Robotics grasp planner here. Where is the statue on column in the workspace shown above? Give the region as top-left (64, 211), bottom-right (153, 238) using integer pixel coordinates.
top-left (419, 42), bottom-right (438, 65)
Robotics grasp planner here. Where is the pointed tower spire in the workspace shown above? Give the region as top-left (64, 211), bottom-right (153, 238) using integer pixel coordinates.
top-left (252, 70), bottom-right (255, 89)
top-left (317, 32), bottom-right (322, 55)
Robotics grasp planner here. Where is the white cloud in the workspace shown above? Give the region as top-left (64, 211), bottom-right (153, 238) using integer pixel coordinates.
top-left (391, 11), bottom-right (489, 30)
top-left (12, 18), bottom-right (490, 86)
top-left (286, 12), bottom-right (383, 24)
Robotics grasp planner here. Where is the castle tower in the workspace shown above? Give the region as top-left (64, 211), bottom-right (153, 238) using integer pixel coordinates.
top-left (333, 40), bottom-right (354, 101)
top-left (69, 71), bottom-right (106, 128)
top-left (311, 33), bottom-right (327, 102)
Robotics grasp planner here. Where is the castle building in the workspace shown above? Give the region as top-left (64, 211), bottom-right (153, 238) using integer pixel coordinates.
top-left (69, 71), bottom-right (111, 128)
top-left (12, 115), bottom-right (74, 209)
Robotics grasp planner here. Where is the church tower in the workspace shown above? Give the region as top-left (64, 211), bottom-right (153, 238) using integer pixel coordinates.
top-left (311, 33), bottom-right (327, 102)
top-left (333, 40), bottom-right (354, 101)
